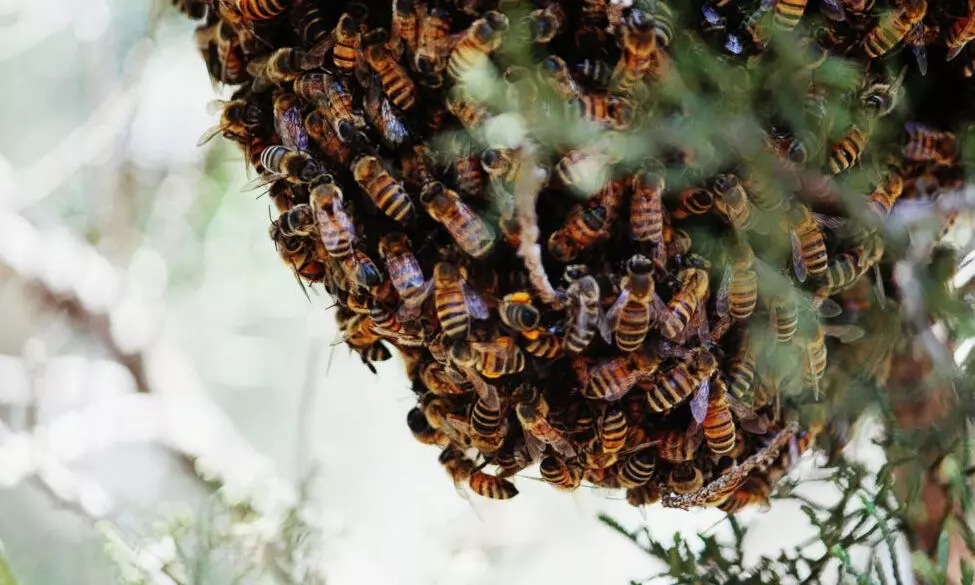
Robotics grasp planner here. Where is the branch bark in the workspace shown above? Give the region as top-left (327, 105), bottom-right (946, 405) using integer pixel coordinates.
top-left (887, 341), bottom-right (973, 585)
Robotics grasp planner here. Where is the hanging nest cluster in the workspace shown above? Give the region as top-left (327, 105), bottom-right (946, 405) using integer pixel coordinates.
top-left (176, 0), bottom-right (972, 511)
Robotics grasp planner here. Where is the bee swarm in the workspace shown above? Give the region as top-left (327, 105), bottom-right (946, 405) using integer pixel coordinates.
top-left (178, 0), bottom-right (971, 511)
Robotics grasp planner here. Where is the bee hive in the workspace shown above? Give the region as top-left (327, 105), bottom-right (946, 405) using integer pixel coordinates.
top-left (178, 0), bottom-right (970, 511)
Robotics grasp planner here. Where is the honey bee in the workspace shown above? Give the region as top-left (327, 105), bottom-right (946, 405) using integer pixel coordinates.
top-left (210, 21), bottom-right (249, 86)
top-left (660, 267), bottom-right (709, 341)
top-left (671, 188), bottom-right (714, 220)
top-left (360, 75), bottom-right (411, 150)
top-left (788, 204), bottom-right (835, 282)
top-left (272, 91), bottom-right (308, 152)
top-left (866, 170), bottom-right (904, 219)
top-left (616, 450), bottom-right (656, 489)
top-left (198, 98), bottom-right (264, 146)
top-left (228, 0), bottom-right (289, 21)
top-left (469, 471), bottom-right (519, 499)
top-left (295, 73), bottom-right (363, 143)
top-left (391, 0), bottom-right (419, 57)
top-left (667, 464), bottom-right (705, 494)
top-left (268, 225), bottom-right (326, 284)
top-left (827, 124), bottom-right (869, 175)
top-left (289, 1), bottom-right (330, 47)
top-left (408, 406), bottom-right (447, 446)
top-left (378, 233), bottom-right (432, 318)
top-left (946, 4), bottom-right (975, 61)
top-left (703, 377), bottom-right (736, 455)
top-left (629, 166), bottom-right (666, 261)
top-left (717, 475), bottom-right (772, 513)
top-left (414, 4), bottom-right (452, 86)
top-left (574, 59), bottom-right (613, 89)
top-left (267, 181), bottom-right (297, 214)
top-left (433, 262), bottom-right (490, 340)
top-left (626, 483), bottom-right (661, 507)
top-left (859, 67), bottom-right (906, 119)
top-left (447, 11), bottom-right (509, 83)
top-left (451, 337), bottom-right (526, 379)
top-left (568, 93), bottom-right (634, 130)
top-left (467, 395), bottom-right (505, 453)
top-left (523, 4), bottom-right (564, 44)
top-left (329, 5), bottom-right (367, 73)
top-left (305, 110), bottom-right (352, 167)
top-left (712, 174), bottom-right (756, 232)
top-left (717, 241), bottom-right (758, 322)
top-left (646, 348), bottom-right (718, 414)
top-left (563, 274), bottom-right (602, 354)
top-left (439, 445), bottom-right (476, 487)
top-left (773, 0), bottom-right (810, 30)
top-left (419, 182), bottom-right (495, 259)
top-left (481, 147), bottom-right (522, 185)
top-left (539, 55), bottom-right (581, 98)
top-left (352, 155), bottom-right (416, 224)
top-left (584, 347), bottom-right (662, 401)
top-left (903, 122), bottom-right (958, 166)
top-left (540, 456), bottom-right (582, 491)
top-left (727, 335), bottom-right (759, 406)
top-left (361, 32), bottom-right (417, 112)
top-left (801, 325), bottom-right (828, 397)
top-left (420, 361), bottom-right (467, 396)
top-left (248, 146), bottom-right (330, 191)
top-left (252, 45), bottom-right (329, 90)
top-left (656, 429), bottom-right (702, 464)
top-left (613, 9), bottom-right (655, 95)
top-left (554, 144), bottom-right (617, 196)
top-left (275, 203), bottom-right (317, 239)
top-left (547, 205), bottom-right (611, 263)
top-left (498, 292), bottom-right (541, 333)
top-left (514, 385), bottom-right (576, 460)
top-left (600, 406), bottom-right (629, 455)
top-left (861, 0), bottom-right (926, 58)
top-left (354, 341), bottom-right (392, 372)
top-left (524, 332), bottom-right (563, 359)
top-left (445, 86), bottom-right (490, 130)
top-left (603, 255), bottom-right (668, 352)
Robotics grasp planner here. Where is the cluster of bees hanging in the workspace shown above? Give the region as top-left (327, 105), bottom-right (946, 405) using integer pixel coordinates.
top-left (176, 0), bottom-right (972, 511)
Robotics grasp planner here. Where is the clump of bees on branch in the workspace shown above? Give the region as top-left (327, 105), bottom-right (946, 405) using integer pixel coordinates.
top-left (178, 0), bottom-right (973, 511)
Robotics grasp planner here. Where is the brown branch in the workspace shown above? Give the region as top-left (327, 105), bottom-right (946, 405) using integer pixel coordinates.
top-left (886, 340), bottom-right (972, 585)
top-left (26, 282), bottom-right (150, 394)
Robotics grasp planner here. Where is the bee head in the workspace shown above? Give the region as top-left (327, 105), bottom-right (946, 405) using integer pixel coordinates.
top-left (626, 9), bottom-right (654, 33)
top-left (627, 254), bottom-right (654, 276)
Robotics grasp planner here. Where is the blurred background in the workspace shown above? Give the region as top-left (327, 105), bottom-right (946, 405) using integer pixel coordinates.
top-left (0, 1), bottom-right (895, 583)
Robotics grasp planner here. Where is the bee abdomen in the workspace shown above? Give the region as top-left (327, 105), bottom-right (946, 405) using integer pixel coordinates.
top-left (617, 450), bottom-right (655, 488)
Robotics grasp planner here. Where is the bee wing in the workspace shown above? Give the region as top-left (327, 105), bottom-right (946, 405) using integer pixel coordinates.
top-left (379, 96), bottom-right (411, 148)
top-left (461, 280), bottom-right (491, 320)
top-left (812, 212), bottom-right (846, 231)
top-left (947, 42), bottom-right (967, 62)
top-left (689, 377), bottom-right (711, 424)
top-left (790, 229), bottom-right (808, 282)
top-left (244, 173), bottom-right (283, 192)
top-left (197, 124), bottom-right (227, 147)
top-left (819, 0), bottom-right (846, 21)
top-left (816, 297), bottom-right (842, 318)
top-left (276, 105), bottom-right (308, 152)
top-left (726, 394), bottom-right (759, 422)
top-left (715, 265), bottom-right (731, 319)
top-left (600, 289), bottom-right (631, 344)
top-left (523, 433), bottom-right (546, 464)
top-left (871, 264), bottom-right (887, 309)
top-left (332, 198), bottom-right (357, 235)
top-left (823, 324), bottom-right (866, 344)
top-left (206, 98), bottom-right (230, 115)
top-left (909, 26), bottom-right (928, 74)
top-left (552, 435), bottom-right (577, 459)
